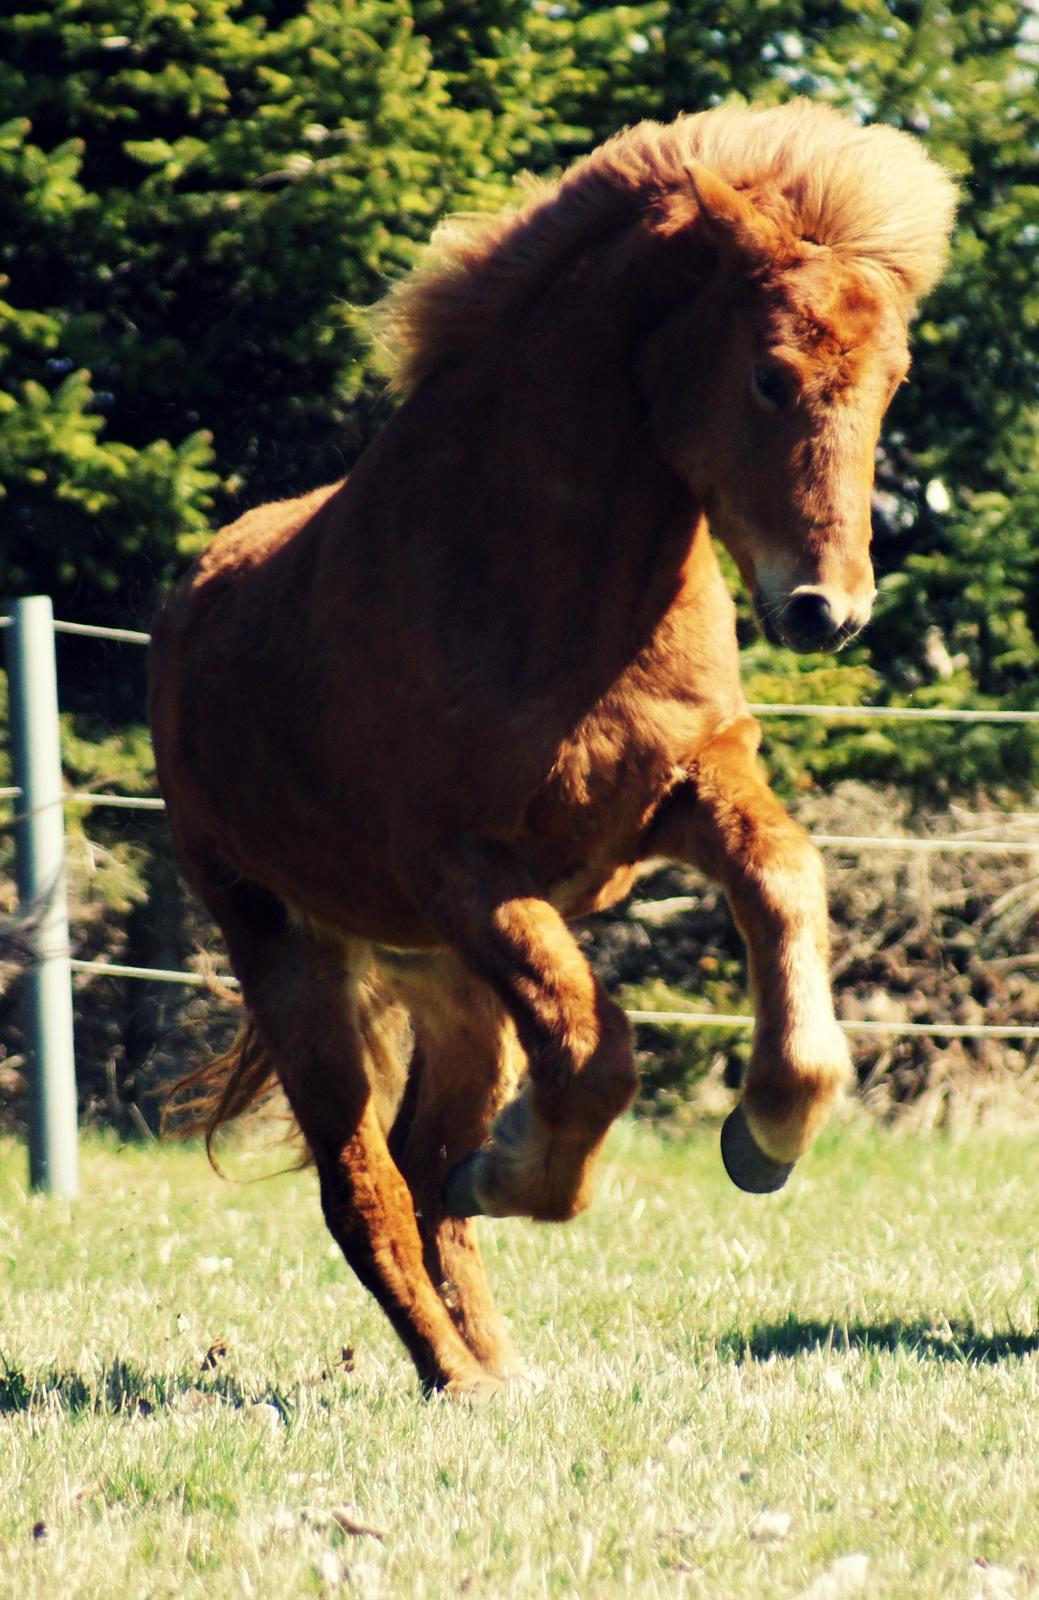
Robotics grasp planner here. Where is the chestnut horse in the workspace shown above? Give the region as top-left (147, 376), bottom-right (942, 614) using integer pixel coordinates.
top-left (151, 101), bottom-right (955, 1397)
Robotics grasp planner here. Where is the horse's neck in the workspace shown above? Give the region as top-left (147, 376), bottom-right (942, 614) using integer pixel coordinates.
top-left (376, 274), bottom-right (703, 690)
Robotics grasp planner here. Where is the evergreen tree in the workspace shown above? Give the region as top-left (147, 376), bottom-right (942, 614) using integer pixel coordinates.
top-left (0, 0), bottom-right (1036, 785)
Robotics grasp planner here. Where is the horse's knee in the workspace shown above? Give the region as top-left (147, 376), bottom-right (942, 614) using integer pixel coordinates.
top-left (535, 992), bottom-right (637, 1132)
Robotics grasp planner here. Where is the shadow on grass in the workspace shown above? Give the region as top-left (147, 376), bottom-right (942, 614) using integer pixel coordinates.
top-left (718, 1317), bottom-right (1039, 1365)
top-left (0, 1353), bottom-right (304, 1417)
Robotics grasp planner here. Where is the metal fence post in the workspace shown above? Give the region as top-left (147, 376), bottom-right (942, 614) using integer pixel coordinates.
top-left (4, 596), bottom-right (78, 1197)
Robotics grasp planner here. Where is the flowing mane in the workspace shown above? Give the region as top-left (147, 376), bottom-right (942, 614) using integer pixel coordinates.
top-left (375, 99), bottom-right (957, 394)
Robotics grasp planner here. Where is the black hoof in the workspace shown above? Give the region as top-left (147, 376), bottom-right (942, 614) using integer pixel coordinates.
top-left (720, 1106), bottom-right (795, 1194)
top-left (442, 1153), bottom-right (486, 1218)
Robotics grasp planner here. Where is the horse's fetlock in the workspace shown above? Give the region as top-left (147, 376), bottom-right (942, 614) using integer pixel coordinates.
top-left (529, 1187), bottom-right (590, 1224)
top-left (490, 1085), bottom-right (535, 1152)
top-left (742, 1058), bottom-right (846, 1164)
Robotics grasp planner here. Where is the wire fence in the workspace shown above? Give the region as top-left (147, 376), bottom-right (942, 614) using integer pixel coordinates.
top-left (4, 612), bottom-right (1039, 1045)
top-left (743, 702), bottom-right (1039, 723)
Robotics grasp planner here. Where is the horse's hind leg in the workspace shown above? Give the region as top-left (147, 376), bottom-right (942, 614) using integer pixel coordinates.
top-left (384, 954), bottom-right (526, 1378)
top-left (189, 868), bottom-right (501, 1398)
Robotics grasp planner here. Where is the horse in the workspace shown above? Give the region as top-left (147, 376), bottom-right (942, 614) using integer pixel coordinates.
top-left (150, 100), bottom-right (955, 1398)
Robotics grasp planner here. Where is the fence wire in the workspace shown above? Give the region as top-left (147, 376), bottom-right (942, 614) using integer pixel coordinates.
top-left (3, 788), bottom-right (1033, 854)
top-left (3, 613), bottom-right (1037, 1048)
top-left (65, 959), bottom-right (1039, 1041)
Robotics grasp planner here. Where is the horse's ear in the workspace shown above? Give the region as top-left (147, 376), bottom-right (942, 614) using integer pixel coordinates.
top-left (684, 160), bottom-right (779, 265)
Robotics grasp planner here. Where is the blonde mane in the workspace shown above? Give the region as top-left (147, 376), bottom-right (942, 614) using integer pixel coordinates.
top-left (374, 99), bottom-right (957, 395)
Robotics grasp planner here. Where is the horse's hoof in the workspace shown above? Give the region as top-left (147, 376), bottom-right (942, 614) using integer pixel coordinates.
top-left (442, 1152), bottom-right (486, 1218)
top-left (439, 1370), bottom-right (505, 1405)
top-left (720, 1105), bottom-right (795, 1194)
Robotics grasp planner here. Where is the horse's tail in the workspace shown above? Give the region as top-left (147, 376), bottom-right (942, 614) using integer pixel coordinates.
top-left (162, 1015), bottom-right (282, 1171)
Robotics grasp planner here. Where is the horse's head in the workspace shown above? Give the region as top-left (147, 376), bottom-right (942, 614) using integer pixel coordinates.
top-left (640, 160), bottom-right (942, 653)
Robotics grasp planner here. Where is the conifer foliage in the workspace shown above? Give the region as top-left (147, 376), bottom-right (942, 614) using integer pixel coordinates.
top-left (1, 1), bottom-right (1036, 780)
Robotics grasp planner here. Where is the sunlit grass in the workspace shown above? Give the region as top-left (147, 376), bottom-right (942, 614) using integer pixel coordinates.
top-left (1, 1117), bottom-right (1038, 1598)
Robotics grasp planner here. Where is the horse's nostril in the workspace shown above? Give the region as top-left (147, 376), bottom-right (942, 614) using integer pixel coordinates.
top-left (782, 590), bottom-right (837, 651)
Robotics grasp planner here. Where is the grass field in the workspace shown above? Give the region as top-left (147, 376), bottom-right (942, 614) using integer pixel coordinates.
top-left (1, 1116), bottom-right (1038, 1600)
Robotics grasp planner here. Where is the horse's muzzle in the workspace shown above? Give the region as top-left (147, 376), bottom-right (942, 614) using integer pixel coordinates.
top-left (754, 587), bottom-right (867, 654)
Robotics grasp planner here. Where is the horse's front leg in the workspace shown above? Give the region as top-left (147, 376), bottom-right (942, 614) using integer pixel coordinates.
top-left (401, 841), bottom-right (639, 1223)
top-left (646, 717), bottom-right (853, 1191)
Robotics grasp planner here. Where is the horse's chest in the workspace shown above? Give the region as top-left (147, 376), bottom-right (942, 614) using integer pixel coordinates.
top-left (520, 687), bottom-right (713, 880)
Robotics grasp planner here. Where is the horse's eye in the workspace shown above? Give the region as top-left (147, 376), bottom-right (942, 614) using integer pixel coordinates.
top-left (752, 362), bottom-right (796, 412)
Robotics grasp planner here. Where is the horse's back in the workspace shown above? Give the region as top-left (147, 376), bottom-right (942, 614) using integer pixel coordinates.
top-left (149, 479), bottom-right (395, 920)
top-left (153, 480), bottom-right (344, 646)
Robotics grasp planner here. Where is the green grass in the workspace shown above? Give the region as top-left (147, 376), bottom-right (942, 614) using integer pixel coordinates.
top-left (1, 1117), bottom-right (1038, 1599)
